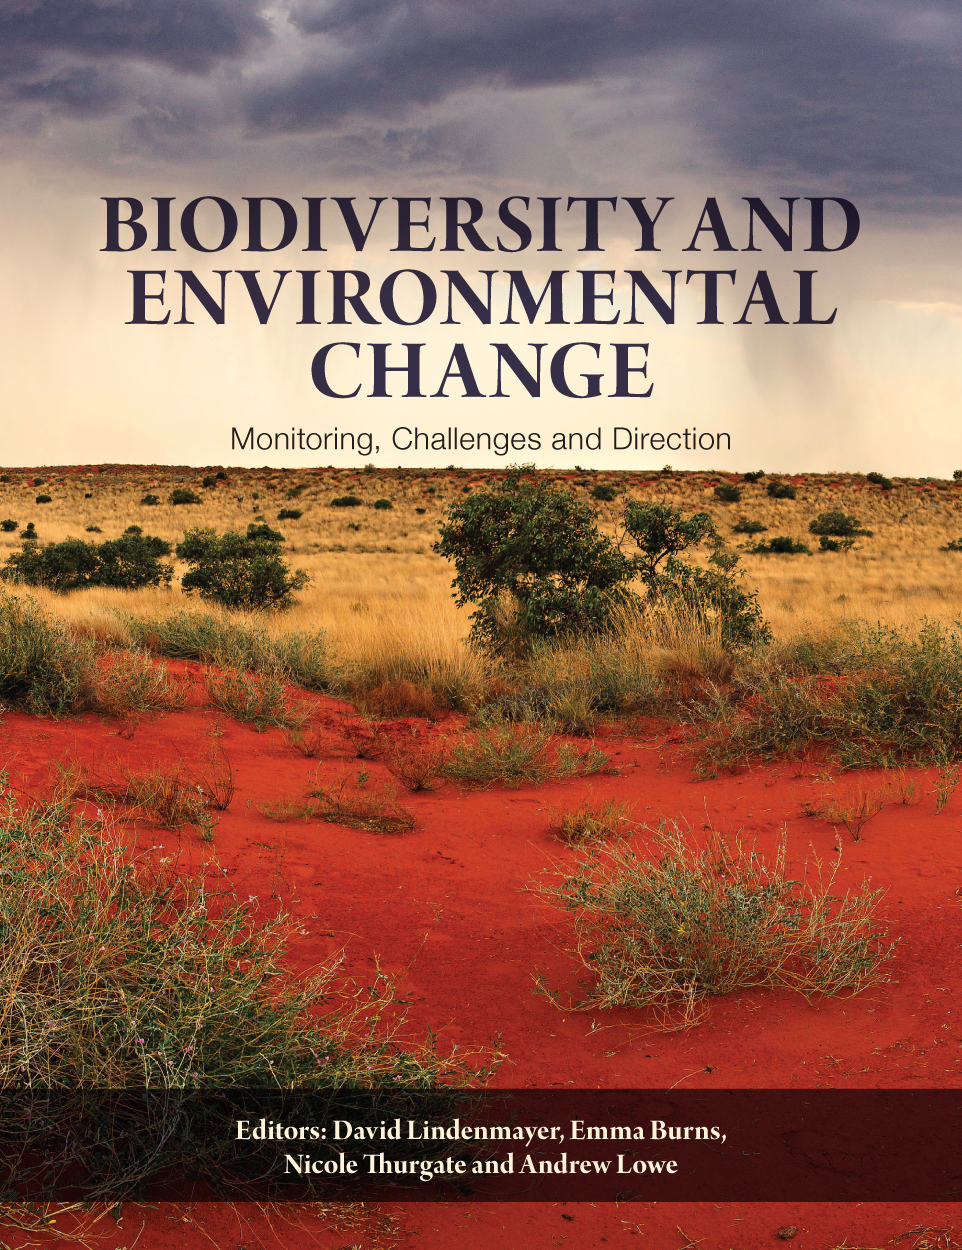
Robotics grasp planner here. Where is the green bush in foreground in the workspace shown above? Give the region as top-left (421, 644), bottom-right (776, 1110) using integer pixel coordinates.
top-left (537, 824), bottom-right (896, 1029)
top-left (177, 523), bottom-right (309, 610)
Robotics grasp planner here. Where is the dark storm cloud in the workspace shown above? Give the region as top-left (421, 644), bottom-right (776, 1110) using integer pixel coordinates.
top-left (246, 0), bottom-right (962, 199)
top-left (0, 0), bottom-right (268, 73)
top-left (1, 0), bottom-right (960, 201)
top-left (0, 0), bottom-right (267, 120)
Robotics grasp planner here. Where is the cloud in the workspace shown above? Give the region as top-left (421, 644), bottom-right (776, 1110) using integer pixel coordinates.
top-left (0, 0), bottom-right (269, 73)
top-left (245, 0), bottom-right (962, 201)
top-left (0, 0), bottom-right (959, 205)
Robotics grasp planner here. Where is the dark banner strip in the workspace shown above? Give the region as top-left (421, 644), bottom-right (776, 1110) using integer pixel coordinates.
top-left (1, 1089), bottom-right (959, 1203)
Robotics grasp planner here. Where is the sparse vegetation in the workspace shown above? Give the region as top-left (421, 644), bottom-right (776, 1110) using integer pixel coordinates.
top-left (713, 483), bottom-right (741, 503)
top-left (263, 771), bottom-right (416, 833)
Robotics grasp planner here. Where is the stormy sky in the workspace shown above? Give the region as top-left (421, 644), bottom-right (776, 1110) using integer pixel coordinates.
top-left (1, 0), bottom-right (960, 471)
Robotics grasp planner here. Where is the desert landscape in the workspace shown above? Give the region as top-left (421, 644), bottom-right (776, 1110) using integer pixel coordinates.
top-left (0, 462), bottom-right (960, 1250)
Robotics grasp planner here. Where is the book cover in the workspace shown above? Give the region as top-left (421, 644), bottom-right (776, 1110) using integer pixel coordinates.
top-left (0, 3), bottom-right (959, 1248)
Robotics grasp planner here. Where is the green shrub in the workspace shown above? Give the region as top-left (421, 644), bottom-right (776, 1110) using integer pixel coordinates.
top-left (434, 466), bottom-right (634, 655)
top-left (810, 511), bottom-right (872, 552)
top-left (2, 533), bottom-right (172, 592)
top-left (4, 536), bottom-right (104, 592)
top-left (374, 498), bottom-right (393, 510)
top-left (35, 494), bottom-right (52, 504)
top-left (177, 523), bottom-right (309, 610)
top-left (732, 517), bottom-right (767, 534)
top-left (713, 483), bottom-right (741, 503)
top-left (331, 495), bottom-right (363, 507)
top-left (940, 538), bottom-right (962, 552)
top-left (85, 525), bottom-right (102, 533)
top-left (809, 511), bottom-right (872, 539)
top-left (0, 475), bottom-right (9, 483)
top-left (954, 470), bottom-right (962, 482)
top-left (749, 536), bottom-right (810, 555)
top-left (766, 481), bottom-right (796, 499)
top-left (622, 500), bottom-right (771, 649)
top-left (0, 519), bottom-right (17, 532)
top-left (92, 532), bottom-right (174, 589)
top-left (742, 470), bottom-right (765, 482)
top-left (537, 824), bottom-right (896, 1028)
top-left (201, 475), bottom-right (217, 487)
top-left (170, 488), bottom-right (202, 505)
top-left (0, 591), bottom-right (96, 714)
top-left (277, 508), bottom-right (302, 520)
top-left (866, 471), bottom-right (893, 490)
top-left (285, 483), bottom-right (305, 498)
top-left (591, 484), bottom-right (619, 501)
top-left (698, 619), bottom-right (962, 768)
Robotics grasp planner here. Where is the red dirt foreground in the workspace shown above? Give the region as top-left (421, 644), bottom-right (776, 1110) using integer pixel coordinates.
top-left (2, 660), bottom-right (960, 1250)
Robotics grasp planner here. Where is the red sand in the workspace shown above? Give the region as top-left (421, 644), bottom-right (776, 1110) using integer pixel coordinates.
top-left (3, 664), bottom-right (960, 1249)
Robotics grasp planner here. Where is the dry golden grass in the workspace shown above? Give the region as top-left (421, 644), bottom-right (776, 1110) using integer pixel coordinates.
top-left (4, 465), bottom-right (962, 681)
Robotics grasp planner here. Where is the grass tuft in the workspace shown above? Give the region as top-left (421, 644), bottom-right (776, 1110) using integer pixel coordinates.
top-left (443, 722), bottom-right (610, 789)
top-left (545, 795), bottom-right (634, 846)
top-left (536, 822), bottom-right (898, 1030)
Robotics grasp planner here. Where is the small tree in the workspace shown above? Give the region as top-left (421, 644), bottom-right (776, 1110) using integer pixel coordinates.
top-left (433, 466), bottom-right (634, 654)
top-left (176, 523), bottom-right (308, 610)
top-left (622, 500), bottom-right (771, 648)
